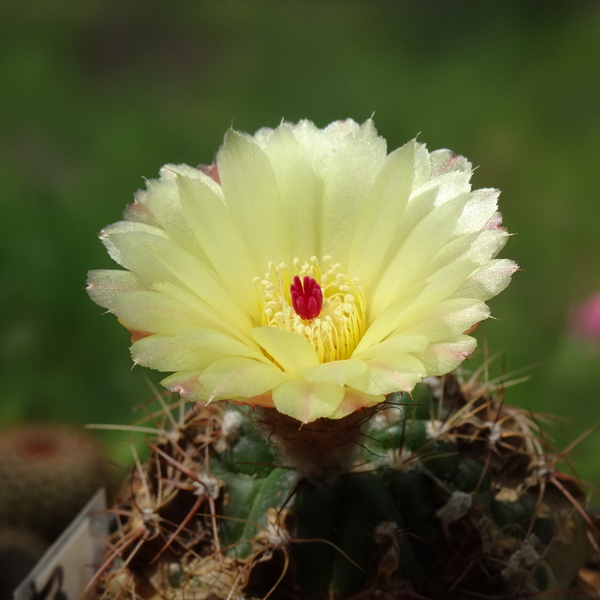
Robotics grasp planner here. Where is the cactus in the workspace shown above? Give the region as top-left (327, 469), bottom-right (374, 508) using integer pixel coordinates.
top-left (0, 422), bottom-right (111, 542)
top-left (86, 120), bottom-right (598, 598)
top-left (92, 370), bottom-right (597, 599)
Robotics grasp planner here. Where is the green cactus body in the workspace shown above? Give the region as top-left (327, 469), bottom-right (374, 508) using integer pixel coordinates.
top-left (95, 376), bottom-right (595, 599)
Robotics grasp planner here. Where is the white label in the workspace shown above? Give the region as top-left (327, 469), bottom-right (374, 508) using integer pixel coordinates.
top-left (14, 488), bottom-right (108, 600)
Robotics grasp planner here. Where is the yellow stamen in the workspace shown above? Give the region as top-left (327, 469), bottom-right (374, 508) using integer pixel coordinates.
top-left (254, 257), bottom-right (366, 362)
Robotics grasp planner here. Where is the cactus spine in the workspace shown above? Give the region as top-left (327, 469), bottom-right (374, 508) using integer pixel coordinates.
top-left (93, 371), bottom-right (597, 599)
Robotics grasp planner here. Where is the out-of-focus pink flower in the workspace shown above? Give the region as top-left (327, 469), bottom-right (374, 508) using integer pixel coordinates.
top-left (571, 293), bottom-right (600, 342)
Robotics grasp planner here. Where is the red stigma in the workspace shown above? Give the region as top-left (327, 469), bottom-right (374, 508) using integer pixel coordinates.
top-left (290, 276), bottom-right (323, 320)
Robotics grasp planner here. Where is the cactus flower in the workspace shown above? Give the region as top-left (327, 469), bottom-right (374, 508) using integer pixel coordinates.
top-left (87, 119), bottom-right (516, 423)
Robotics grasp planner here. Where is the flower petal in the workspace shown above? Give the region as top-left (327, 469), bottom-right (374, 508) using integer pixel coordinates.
top-left (424, 228), bottom-right (509, 278)
top-left (319, 119), bottom-right (387, 263)
top-left (272, 379), bottom-right (345, 423)
top-left (86, 269), bottom-right (145, 308)
top-left (406, 259), bottom-right (480, 309)
top-left (123, 189), bottom-right (160, 227)
top-left (131, 334), bottom-right (225, 371)
top-left (199, 357), bottom-right (290, 401)
top-left (301, 358), bottom-right (367, 385)
top-left (99, 221), bottom-right (170, 279)
top-left (369, 191), bottom-right (472, 319)
top-left (359, 262), bottom-right (485, 349)
top-left (106, 290), bottom-right (213, 334)
top-left (177, 328), bottom-right (268, 363)
top-left (261, 125), bottom-right (321, 260)
top-left (429, 149), bottom-right (472, 178)
top-left (327, 387), bottom-right (385, 420)
top-left (355, 285), bottom-right (428, 353)
top-left (176, 174), bottom-right (260, 319)
top-left (348, 140), bottom-right (416, 289)
top-left (88, 268), bottom-right (242, 342)
top-left (107, 229), bottom-right (252, 332)
top-left (288, 118), bottom-right (362, 175)
top-left (394, 298), bottom-right (490, 342)
top-left (251, 327), bottom-right (319, 377)
top-left (411, 142), bottom-right (433, 189)
top-left (412, 335), bottom-right (478, 375)
top-left (352, 334), bottom-right (429, 361)
top-left (450, 259), bottom-right (518, 301)
top-left (161, 370), bottom-right (203, 400)
top-left (142, 166), bottom-right (211, 260)
top-left (152, 281), bottom-right (255, 343)
top-left (218, 130), bottom-right (291, 268)
top-left (414, 167), bottom-right (472, 208)
top-left (229, 394), bottom-right (276, 409)
top-left (454, 189), bottom-right (500, 235)
top-left (347, 353), bottom-right (427, 396)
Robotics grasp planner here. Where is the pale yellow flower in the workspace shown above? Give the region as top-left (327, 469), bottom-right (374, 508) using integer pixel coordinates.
top-left (87, 119), bottom-right (516, 424)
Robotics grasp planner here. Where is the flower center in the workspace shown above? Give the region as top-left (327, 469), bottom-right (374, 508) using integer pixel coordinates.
top-left (255, 257), bottom-right (366, 363)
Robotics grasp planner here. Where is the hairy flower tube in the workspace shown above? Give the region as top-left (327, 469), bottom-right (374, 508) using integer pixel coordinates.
top-left (87, 119), bottom-right (517, 424)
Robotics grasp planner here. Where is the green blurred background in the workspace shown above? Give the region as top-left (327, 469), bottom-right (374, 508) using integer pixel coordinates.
top-left (2, 1), bottom-right (600, 484)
